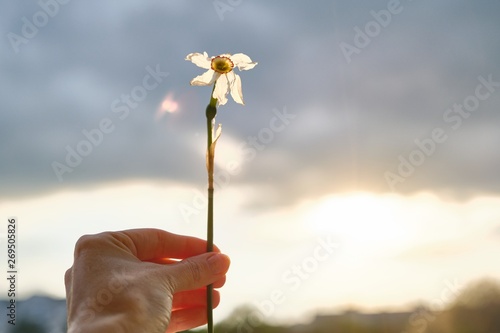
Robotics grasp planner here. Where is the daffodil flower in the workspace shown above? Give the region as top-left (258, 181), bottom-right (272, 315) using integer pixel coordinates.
top-left (186, 52), bottom-right (257, 106)
top-left (185, 51), bottom-right (257, 333)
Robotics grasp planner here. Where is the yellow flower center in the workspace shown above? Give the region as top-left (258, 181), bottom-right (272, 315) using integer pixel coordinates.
top-left (211, 56), bottom-right (234, 74)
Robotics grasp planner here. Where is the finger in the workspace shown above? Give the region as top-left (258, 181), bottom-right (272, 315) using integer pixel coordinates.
top-left (118, 228), bottom-right (221, 261)
top-left (166, 252), bottom-right (230, 292)
top-left (212, 275), bottom-right (226, 289)
top-left (147, 257), bottom-right (225, 288)
top-left (146, 260), bottom-right (228, 281)
top-left (168, 298), bottom-right (222, 332)
top-left (146, 257), bottom-right (179, 265)
top-left (166, 307), bottom-right (207, 333)
top-left (172, 289), bottom-right (220, 310)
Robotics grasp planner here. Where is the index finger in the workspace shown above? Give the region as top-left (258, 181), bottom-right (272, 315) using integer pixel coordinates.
top-left (117, 228), bottom-right (220, 261)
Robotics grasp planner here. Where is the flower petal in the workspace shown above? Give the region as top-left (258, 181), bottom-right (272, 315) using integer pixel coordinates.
top-left (185, 52), bottom-right (211, 69)
top-left (230, 73), bottom-right (244, 105)
top-left (213, 74), bottom-right (230, 106)
top-left (190, 70), bottom-right (220, 86)
top-left (230, 53), bottom-right (258, 71)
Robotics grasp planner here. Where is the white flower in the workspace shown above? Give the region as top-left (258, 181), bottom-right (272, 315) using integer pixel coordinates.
top-left (186, 52), bottom-right (257, 106)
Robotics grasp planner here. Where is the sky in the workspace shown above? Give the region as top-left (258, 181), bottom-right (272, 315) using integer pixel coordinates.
top-left (1, 0), bottom-right (500, 325)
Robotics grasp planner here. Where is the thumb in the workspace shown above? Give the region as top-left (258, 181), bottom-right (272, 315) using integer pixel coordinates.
top-left (166, 252), bottom-right (230, 292)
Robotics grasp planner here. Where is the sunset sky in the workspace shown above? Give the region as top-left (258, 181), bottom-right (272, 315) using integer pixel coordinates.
top-left (1, 0), bottom-right (500, 325)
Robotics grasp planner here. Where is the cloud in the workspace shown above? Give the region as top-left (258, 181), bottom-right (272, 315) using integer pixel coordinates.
top-left (1, 1), bottom-right (500, 208)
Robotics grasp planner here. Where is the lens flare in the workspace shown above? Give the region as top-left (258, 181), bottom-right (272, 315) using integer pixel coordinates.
top-left (156, 92), bottom-right (179, 119)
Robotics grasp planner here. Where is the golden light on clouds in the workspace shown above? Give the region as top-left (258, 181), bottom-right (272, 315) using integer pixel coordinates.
top-left (3, 183), bottom-right (500, 320)
top-left (301, 192), bottom-right (500, 263)
top-left (304, 192), bottom-right (413, 257)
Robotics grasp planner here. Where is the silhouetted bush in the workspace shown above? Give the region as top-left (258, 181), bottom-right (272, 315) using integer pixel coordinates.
top-left (10, 320), bottom-right (46, 333)
top-left (185, 279), bottom-right (500, 333)
top-left (426, 278), bottom-right (500, 333)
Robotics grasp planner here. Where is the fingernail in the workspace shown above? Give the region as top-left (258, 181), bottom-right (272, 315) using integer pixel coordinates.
top-left (207, 253), bottom-right (230, 275)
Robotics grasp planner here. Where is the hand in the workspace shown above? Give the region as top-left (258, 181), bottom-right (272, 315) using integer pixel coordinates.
top-left (65, 228), bottom-right (231, 333)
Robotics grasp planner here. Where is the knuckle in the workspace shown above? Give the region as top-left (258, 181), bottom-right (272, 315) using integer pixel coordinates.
top-left (73, 232), bottom-right (109, 258)
top-left (74, 234), bottom-right (97, 251)
top-left (182, 258), bottom-right (203, 283)
top-left (64, 267), bottom-right (73, 285)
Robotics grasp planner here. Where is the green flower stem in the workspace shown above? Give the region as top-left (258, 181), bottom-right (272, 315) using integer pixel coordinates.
top-left (205, 87), bottom-right (217, 333)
